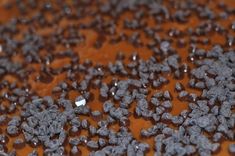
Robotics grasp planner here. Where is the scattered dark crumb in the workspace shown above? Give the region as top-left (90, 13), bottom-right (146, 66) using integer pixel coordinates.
top-left (0, 1), bottom-right (234, 156)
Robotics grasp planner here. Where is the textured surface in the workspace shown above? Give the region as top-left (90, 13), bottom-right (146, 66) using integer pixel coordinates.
top-left (0, 0), bottom-right (234, 155)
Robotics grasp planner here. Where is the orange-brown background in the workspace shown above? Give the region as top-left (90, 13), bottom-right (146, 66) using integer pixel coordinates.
top-left (0, 0), bottom-right (234, 155)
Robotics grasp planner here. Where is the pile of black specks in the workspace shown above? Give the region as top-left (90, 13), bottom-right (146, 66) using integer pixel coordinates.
top-left (0, 0), bottom-right (234, 156)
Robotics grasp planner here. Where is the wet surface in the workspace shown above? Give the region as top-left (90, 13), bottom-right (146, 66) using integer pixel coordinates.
top-left (0, 0), bottom-right (234, 155)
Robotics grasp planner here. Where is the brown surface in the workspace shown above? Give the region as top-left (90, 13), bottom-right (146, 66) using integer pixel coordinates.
top-left (0, 0), bottom-right (234, 155)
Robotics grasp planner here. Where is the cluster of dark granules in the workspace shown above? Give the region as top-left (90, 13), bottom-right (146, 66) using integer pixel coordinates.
top-left (0, 0), bottom-right (234, 156)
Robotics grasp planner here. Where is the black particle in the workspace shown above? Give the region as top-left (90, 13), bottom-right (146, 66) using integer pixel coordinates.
top-left (69, 138), bottom-right (80, 146)
top-left (70, 146), bottom-right (81, 156)
top-left (0, 134), bottom-right (9, 145)
top-left (175, 82), bottom-right (184, 92)
top-left (7, 125), bottom-right (19, 136)
top-left (0, 151), bottom-right (8, 156)
top-left (98, 138), bottom-right (106, 147)
top-left (89, 125), bottom-right (97, 136)
top-left (0, 115), bottom-right (7, 125)
top-left (28, 150), bottom-right (38, 156)
top-left (0, 1), bottom-right (234, 156)
top-left (103, 100), bottom-right (114, 113)
top-left (87, 140), bottom-right (99, 149)
top-left (91, 110), bottom-right (102, 120)
top-left (8, 149), bottom-right (16, 156)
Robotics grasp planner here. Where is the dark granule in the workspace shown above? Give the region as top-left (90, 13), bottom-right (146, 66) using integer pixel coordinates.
top-left (70, 146), bottom-right (81, 156)
top-left (28, 150), bottom-right (38, 156)
top-left (0, 0), bottom-right (234, 156)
